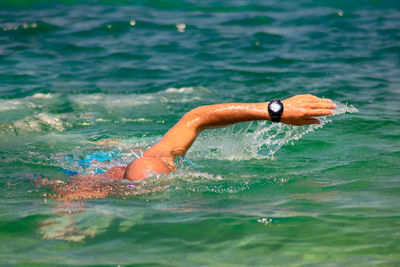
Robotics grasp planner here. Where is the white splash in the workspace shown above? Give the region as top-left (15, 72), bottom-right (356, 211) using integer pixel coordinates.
top-left (70, 86), bottom-right (210, 108)
top-left (32, 93), bottom-right (56, 99)
top-left (0, 93), bottom-right (57, 112)
top-left (189, 102), bottom-right (359, 160)
top-left (12, 113), bottom-right (69, 132)
top-left (0, 99), bottom-right (22, 111)
top-left (165, 87), bottom-right (194, 93)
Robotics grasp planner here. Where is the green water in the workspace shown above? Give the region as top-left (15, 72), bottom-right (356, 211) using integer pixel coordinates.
top-left (1, 0), bottom-right (400, 265)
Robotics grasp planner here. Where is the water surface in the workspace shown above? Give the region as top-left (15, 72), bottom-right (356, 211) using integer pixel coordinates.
top-left (1, 0), bottom-right (399, 265)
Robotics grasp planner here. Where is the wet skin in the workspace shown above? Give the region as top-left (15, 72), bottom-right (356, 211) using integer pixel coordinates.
top-left (121, 94), bottom-right (336, 180)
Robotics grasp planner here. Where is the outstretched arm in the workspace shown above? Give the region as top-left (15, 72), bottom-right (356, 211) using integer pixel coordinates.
top-left (124, 94), bottom-right (335, 180)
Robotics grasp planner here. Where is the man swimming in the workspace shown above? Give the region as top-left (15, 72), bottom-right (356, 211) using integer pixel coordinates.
top-left (102, 94), bottom-right (336, 181)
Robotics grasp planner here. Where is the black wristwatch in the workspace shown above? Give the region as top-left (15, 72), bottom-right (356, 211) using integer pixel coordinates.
top-left (268, 100), bottom-right (284, 122)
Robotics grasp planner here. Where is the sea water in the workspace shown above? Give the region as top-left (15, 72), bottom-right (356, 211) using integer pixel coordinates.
top-left (1, 0), bottom-right (399, 265)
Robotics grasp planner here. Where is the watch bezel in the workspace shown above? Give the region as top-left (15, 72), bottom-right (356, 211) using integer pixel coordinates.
top-left (268, 100), bottom-right (284, 122)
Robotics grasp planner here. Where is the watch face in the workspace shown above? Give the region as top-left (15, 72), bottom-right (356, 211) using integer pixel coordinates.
top-left (270, 102), bottom-right (282, 113)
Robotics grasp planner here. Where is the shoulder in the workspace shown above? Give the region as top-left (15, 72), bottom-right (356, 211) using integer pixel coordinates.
top-left (123, 156), bottom-right (173, 181)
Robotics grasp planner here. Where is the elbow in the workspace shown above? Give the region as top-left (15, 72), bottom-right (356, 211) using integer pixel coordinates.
top-left (182, 107), bottom-right (205, 132)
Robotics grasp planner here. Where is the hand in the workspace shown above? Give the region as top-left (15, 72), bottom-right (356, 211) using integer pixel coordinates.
top-left (280, 94), bottom-right (336, 126)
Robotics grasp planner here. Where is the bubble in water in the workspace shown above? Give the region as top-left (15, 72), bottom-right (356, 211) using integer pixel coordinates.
top-left (176, 23), bottom-right (186, 32)
top-left (258, 217), bottom-right (273, 225)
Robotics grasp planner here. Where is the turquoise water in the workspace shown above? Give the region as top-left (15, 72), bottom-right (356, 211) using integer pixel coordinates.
top-left (1, 0), bottom-right (400, 265)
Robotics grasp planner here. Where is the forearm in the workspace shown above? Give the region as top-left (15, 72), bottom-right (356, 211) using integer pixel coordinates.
top-left (186, 102), bottom-right (270, 131)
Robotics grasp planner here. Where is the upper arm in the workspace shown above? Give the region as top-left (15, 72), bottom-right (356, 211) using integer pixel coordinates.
top-left (123, 108), bottom-right (203, 180)
top-left (143, 110), bottom-right (201, 159)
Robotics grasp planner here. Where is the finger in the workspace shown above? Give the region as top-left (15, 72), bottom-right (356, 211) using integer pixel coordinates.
top-left (306, 97), bottom-right (333, 103)
top-left (301, 94), bottom-right (328, 100)
top-left (300, 94), bottom-right (319, 100)
top-left (300, 118), bottom-right (320, 125)
top-left (307, 109), bottom-right (334, 117)
top-left (307, 103), bottom-right (337, 109)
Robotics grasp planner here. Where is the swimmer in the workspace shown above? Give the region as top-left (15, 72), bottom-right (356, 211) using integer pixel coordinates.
top-left (102, 94), bottom-right (336, 181)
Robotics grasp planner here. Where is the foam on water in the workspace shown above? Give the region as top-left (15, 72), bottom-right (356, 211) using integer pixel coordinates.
top-left (0, 87), bottom-right (210, 137)
top-left (32, 93), bottom-right (57, 99)
top-left (12, 113), bottom-right (70, 132)
top-left (0, 86), bottom-right (205, 110)
top-left (0, 87), bottom-right (211, 135)
top-left (0, 99), bottom-right (23, 111)
top-left (0, 93), bottom-right (59, 111)
top-left (69, 86), bottom-right (210, 108)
